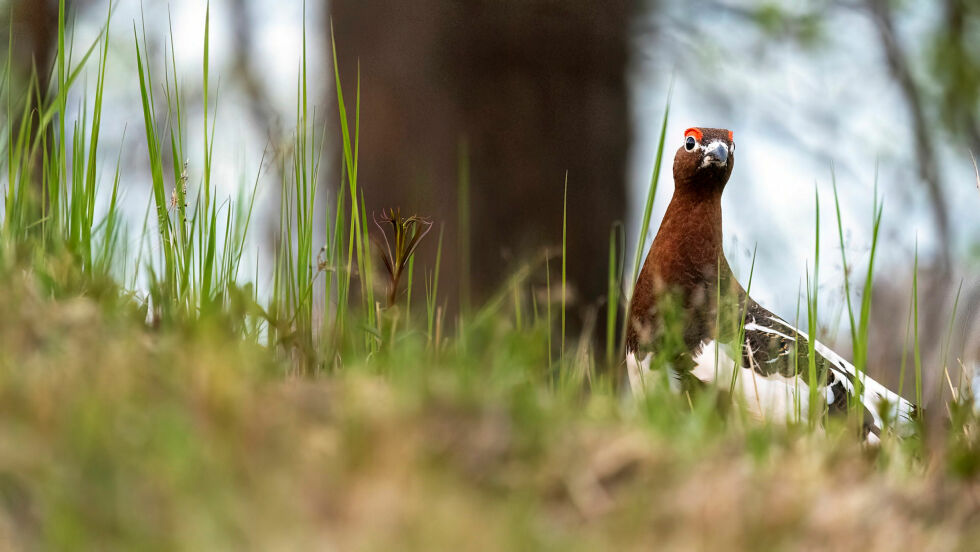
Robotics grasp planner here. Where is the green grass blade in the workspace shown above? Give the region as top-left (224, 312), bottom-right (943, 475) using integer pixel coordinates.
top-left (561, 171), bottom-right (568, 365)
top-left (807, 185), bottom-right (820, 426)
top-left (606, 222), bottom-right (625, 368)
top-left (630, 84), bottom-right (673, 287)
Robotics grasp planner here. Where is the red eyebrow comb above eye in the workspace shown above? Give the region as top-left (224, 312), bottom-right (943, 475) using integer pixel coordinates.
top-left (728, 130), bottom-right (734, 141)
top-left (684, 128), bottom-right (703, 141)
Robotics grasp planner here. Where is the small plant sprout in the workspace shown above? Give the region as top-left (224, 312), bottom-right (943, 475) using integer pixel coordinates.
top-left (168, 160), bottom-right (189, 211)
top-left (374, 208), bottom-right (434, 308)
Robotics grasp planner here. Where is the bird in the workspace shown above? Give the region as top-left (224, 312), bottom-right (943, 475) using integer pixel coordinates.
top-left (625, 127), bottom-right (917, 443)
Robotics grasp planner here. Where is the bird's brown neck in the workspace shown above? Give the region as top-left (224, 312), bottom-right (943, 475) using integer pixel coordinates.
top-left (644, 187), bottom-right (725, 290)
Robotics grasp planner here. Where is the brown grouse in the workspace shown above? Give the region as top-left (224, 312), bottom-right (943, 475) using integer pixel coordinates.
top-left (625, 127), bottom-right (916, 442)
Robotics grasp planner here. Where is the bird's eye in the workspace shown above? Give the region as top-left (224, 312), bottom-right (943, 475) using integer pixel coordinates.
top-left (685, 136), bottom-right (697, 152)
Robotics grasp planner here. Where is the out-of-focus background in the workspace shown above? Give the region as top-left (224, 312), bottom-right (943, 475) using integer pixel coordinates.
top-left (4, 2), bottom-right (980, 548)
top-left (5, 0), bottom-right (979, 384)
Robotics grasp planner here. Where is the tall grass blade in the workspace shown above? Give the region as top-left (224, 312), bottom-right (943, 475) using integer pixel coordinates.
top-left (606, 222), bottom-right (625, 368)
top-left (630, 85), bottom-right (673, 288)
top-left (913, 240), bottom-right (922, 408)
top-left (561, 171), bottom-right (568, 365)
top-left (806, 185), bottom-right (820, 426)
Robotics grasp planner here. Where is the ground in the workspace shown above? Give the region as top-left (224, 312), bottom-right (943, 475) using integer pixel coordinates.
top-left (1, 269), bottom-right (978, 551)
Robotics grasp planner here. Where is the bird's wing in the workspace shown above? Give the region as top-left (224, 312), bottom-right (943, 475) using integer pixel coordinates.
top-left (743, 302), bottom-right (916, 431)
top-left (690, 301), bottom-right (917, 439)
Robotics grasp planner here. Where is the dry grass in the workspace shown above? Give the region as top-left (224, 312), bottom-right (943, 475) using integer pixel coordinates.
top-left (0, 274), bottom-right (978, 550)
top-left (0, 5), bottom-right (977, 549)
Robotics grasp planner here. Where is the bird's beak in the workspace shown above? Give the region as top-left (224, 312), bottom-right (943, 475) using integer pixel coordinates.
top-left (703, 142), bottom-right (729, 167)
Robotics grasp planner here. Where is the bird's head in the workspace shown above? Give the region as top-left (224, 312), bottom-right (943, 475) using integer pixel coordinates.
top-left (673, 127), bottom-right (735, 192)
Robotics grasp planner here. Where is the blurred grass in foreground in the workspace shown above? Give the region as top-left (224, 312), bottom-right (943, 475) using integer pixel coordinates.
top-left (0, 2), bottom-right (978, 550)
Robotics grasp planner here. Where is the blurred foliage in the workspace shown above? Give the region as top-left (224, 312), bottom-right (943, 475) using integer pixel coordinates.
top-left (0, 2), bottom-right (977, 549)
top-left (927, 0), bottom-right (980, 145)
top-left (748, 2), bottom-right (825, 47)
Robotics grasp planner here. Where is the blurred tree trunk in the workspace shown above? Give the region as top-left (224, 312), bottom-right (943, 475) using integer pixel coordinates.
top-left (328, 1), bottom-right (632, 325)
top-left (7, 0), bottom-right (58, 97)
top-left (5, 0), bottom-right (61, 199)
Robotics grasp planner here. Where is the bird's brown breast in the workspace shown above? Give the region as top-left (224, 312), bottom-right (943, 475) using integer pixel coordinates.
top-left (627, 189), bottom-right (728, 352)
